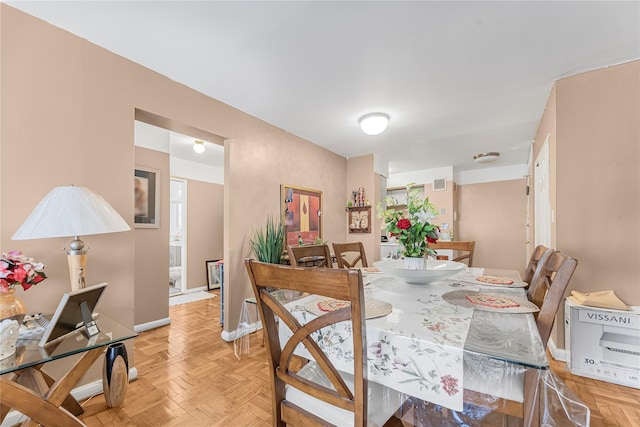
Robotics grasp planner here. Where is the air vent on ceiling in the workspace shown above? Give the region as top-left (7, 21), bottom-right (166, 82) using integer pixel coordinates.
top-left (433, 178), bottom-right (446, 191)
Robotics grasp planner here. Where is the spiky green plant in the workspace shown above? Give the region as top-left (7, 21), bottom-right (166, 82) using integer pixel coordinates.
top-left (250, 215), bottom-right (286, 264)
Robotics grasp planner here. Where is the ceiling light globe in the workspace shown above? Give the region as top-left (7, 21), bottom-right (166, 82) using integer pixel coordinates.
top-left (193, 141), bottom-right (206, 153)
top-left (359, 113), bottom-right (389, 136)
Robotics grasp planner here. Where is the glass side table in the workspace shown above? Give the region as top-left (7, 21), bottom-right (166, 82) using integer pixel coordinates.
top-left (0, 313), bottom-right (137, 427)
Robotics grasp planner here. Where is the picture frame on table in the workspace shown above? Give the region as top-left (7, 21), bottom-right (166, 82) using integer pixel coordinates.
top-left (134, 167), bottom-right (160, 228)
top-left (206, 260), bottom-right (222, 290)
top-left (281, 185), bottom-right (322, 247)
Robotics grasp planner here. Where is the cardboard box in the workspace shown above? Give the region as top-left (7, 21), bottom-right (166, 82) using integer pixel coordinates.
top-left (565, 298), bottom-right (640, 389)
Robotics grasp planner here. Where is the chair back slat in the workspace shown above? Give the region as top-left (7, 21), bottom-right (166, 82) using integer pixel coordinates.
top-left (427, 241), bottom-right (476, 266)
top-left (529, 251), bottom-right (578, 346)
top-left (287, 244), bottom-right (333, 268)
top-left (244, 260), bottom-right (367, 426)
top-left (333, 242), bottom-right (368, 268)
top-left (524, 245), bottom-right (554, 285)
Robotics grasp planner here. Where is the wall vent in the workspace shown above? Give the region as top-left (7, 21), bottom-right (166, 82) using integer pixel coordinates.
top-left (433, 178), bottom-right (446, 191)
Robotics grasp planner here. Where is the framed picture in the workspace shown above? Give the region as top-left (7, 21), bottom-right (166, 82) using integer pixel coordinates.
top-left (281, 185), bottom-right (322, 247)
top-left (206, 260), bottom-right (222, 290)
top-left (134, 167), bottom-right (160, 228)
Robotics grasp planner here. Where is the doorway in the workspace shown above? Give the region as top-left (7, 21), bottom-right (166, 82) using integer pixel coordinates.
top-left (169, 178), bottom-right (187, 295)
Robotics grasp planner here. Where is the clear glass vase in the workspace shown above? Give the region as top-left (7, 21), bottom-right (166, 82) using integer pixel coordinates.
top-left (0, 288), bottom-right (27, 319)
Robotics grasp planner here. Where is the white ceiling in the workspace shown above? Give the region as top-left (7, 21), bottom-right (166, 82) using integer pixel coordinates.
top-left (7, 1), bottom-right (639, 175)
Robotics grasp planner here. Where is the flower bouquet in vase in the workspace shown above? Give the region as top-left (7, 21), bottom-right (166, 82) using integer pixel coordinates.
top-left (0, 251), bottom-right (47, 319)
top-left (378, 184), bottom-right (439, 270)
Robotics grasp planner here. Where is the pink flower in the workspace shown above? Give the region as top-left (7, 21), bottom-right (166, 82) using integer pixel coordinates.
top-left (0, 251), bottom-right (47, 292)
top-left (440, 375), bottom-right (459, 396)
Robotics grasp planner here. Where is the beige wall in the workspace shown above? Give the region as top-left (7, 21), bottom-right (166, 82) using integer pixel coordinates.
top-left (346, 155), bottom-right (378, 262)
top-left (134, 147), bottom-right (170, 326)
top-left (1, 4), bottom-right (349, 368)
top-left (531, 60), bottom-right (640, 350)
top-left (457, 180), bottom-right (528, 274)
top-left (186, 180), bottom-right (224, 289)
top-left (223, 137), bottom-right (347, 327)
top-left (424, 181), bottom-right (454, 238)
top-left (550, 60), bottom-right (639, 348)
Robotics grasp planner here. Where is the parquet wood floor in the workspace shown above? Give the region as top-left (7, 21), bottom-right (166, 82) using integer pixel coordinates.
top-left (78, 291), bottom-right (640, 426)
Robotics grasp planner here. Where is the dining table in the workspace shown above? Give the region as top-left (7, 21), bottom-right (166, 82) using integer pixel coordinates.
top-left (277, 265), bottom-right (549, 425)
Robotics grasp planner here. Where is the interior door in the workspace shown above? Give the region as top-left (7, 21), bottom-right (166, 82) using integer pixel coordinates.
top-left (534, 137), bottom-right (551, 248)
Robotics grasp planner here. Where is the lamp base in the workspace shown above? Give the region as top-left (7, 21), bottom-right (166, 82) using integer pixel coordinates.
top-left (67, 253), bottom-right (87, 292)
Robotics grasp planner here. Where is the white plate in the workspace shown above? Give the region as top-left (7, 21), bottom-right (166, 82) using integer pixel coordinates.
top-left (372, 259), bottom-right (466, 285)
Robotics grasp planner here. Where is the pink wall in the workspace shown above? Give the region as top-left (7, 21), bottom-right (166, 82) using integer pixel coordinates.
top-left (457, 180), bottom-right (528, 274)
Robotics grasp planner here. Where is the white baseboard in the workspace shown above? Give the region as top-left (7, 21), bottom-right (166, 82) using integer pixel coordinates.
top-left (134, 316), bottom-right (171, 333)
top-left (221, 320), bottom-right (262, 342)
top-left (548, 337), bottom-right (566, 362)
top-left (1, 367), bottom-right (138, 427)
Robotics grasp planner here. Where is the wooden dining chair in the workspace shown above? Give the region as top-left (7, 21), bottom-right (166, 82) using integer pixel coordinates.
top-left (287, 244), bottom-right (333, 268)
top-left (461, 251), bottom-right (579, 424)
top-left (523, 245), bottom-right (553, 285)
top-left (244, 260), bottom-right (405, 427)
top-left (427, 241), bottom-right (476, 266)
top-left (332, 242), bottom-right (368, 268)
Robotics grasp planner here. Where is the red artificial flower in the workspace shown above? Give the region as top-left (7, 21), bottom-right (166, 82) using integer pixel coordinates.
top-left (11, 266), bottom-right (27, 283)
top-left (397, 218), bottom-right (411, 230)
top-left (427, 236), bottom-right (437, 244)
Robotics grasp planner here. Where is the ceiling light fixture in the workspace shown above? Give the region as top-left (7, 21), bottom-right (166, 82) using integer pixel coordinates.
top-left (359, 113), bottom-right (389, 136)
top-left (473, 152), bottom-right (500, 164)
top-left (193, 140), bottom-right (206, 153)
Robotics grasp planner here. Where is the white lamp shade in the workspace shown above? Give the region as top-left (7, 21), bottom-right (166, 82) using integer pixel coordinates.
top-left (359, 113), bottom-right (389, 136)
top-left (12, 185), bottom-right (131, 240)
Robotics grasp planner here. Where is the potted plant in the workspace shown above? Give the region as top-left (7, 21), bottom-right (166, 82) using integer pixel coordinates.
top-left (249, 215), bottom-right (286, 264)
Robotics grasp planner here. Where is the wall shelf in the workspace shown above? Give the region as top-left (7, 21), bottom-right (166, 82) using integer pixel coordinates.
top-left (347, 206), bottom-right (371, 234)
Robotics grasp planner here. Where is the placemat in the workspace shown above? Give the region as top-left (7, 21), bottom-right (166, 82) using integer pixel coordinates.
top-left (451, 273), bottom-right (527, 288)
top-left (442, 290), bottom-right (539, 313)
top-left (305, 297), bottom-right (392, 319)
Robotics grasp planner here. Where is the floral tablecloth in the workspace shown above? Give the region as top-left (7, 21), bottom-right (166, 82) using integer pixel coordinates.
top-left (280, 270), bottom-right (480, 411)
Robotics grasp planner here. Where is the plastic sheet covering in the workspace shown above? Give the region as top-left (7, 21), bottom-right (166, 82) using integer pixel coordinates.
top-left (286, 360), bottom-right (408, 427)
top-left (233, 298), bottom-right (258, 359)
top-left (539, 369), bottom-right (590, 427)
top-left (397, 368), bottom-right (590, 427)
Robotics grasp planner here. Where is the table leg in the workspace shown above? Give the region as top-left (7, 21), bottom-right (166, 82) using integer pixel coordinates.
top-left (523, 368), bottom-right (541, 427)
top-left (0, 346), bottom-right (104, 427)
top-left (0, 379), bottom-right (84, 427)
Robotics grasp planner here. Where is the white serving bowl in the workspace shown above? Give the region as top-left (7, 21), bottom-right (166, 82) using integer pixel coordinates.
top-left (372, 259), bottom-right (466, 285)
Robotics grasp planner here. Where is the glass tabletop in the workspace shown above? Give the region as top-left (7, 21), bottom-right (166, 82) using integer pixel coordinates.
top-left (1, 313), bottom-right (137, 375)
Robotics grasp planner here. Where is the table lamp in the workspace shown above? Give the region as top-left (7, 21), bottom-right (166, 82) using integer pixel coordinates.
top-left (12, 185), bottom-right (131, 291)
